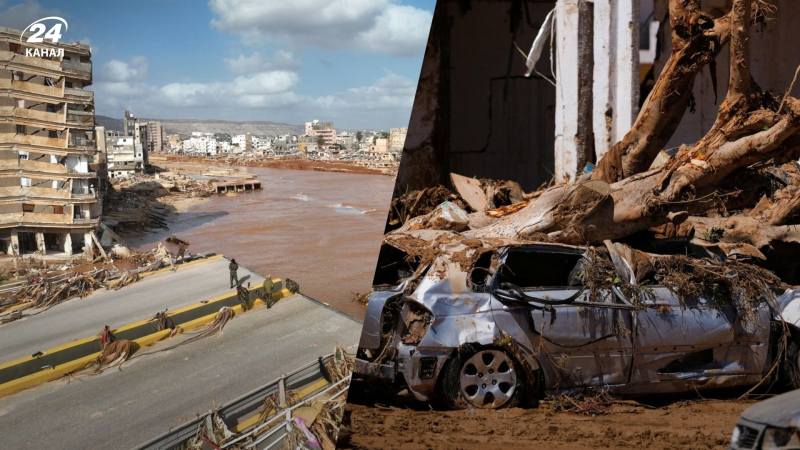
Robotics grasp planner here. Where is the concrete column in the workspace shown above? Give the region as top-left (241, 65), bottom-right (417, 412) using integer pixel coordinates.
top-left (610, 0), bottom-right (640, 145)
top-left (84, 232), bottom-right (93, 256)
top-left (591, 0), bottom-right (640, 159)
top-left (64, 233), bottom-right (72, 256)
top-left (592, 0), bottom-right (613, 160)
top-left (10, 231), bottom-right (19, 256)
top-left (554, 0), bottom-right (580, 182)
top-left (35, 232), bottom-right (45, 255)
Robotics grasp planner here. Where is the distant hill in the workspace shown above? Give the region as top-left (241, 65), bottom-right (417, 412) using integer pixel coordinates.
top-left (94, 115), bottom-right (304, 137)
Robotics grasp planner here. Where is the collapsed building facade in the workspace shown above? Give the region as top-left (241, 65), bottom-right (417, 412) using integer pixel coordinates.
top-left (0, 27), bottom-right (102, 257)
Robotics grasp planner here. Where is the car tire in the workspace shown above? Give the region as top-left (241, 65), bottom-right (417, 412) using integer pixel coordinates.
top-left (441, 347), bottom-right (528, 410)
top-left (780, 335), bottom-right (800, 390)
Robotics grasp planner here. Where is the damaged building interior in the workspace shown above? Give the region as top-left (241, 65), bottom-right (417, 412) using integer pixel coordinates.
top-left (0, 26), bottom-right (102, 258)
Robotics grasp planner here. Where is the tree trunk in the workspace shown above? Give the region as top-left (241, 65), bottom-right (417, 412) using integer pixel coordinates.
top-left (591, 1), bottom-right (731, 183)
top-left (471, 0), bottom-right (800, 245)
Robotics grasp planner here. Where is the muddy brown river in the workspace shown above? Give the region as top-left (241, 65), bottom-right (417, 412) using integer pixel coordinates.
top-left (126, 167), bottom-right (395, 320)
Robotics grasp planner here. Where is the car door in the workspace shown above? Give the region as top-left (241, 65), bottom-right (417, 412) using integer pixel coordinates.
top-left (628, 286), bottom-right (769, 388)
top-left (494, 246), bottom-right (634, 388)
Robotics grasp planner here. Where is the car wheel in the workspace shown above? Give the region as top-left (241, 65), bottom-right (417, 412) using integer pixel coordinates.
top-left (442, 348), bottom-right (525, 410)
top-left (781, 337), bottom-right (800, 390)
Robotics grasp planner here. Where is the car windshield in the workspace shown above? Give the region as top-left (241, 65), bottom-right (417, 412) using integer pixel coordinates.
top-left (495, 248), bottom-right (586, 290)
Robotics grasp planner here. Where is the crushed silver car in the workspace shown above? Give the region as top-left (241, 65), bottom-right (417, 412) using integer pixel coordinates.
top-left (729, 389), bottom-right (800, 450)
top-left (354, 230), bottom-right (800, 409)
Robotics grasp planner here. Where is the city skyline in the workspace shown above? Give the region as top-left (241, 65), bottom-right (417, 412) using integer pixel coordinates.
top-left (0, 0), bottom-right (434, 130)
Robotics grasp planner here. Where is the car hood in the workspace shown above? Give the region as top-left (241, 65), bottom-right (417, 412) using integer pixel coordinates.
top-left (741, 389), bottom-right (800, 428)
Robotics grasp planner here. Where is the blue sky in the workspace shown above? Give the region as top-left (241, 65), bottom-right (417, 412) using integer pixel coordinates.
top-left (0, 0), bottom-right (435, 130)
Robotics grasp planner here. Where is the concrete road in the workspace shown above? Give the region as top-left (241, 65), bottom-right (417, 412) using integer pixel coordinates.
top-left (0, 257), bottom-right (264, 364)
top-left (0, 294), bottom-right (361, 450)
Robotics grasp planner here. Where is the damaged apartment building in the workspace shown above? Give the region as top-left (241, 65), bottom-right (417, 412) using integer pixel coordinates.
top-left (0, 27), bottom-right (103, 257)
top-left (104, 110), bottom-right (156, 178)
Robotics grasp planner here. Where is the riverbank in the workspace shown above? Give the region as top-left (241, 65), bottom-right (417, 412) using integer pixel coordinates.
top-left (150, 154), bottom-right (395, 177)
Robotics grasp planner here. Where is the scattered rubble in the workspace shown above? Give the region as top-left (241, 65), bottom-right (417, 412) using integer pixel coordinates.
top-left (104, 169), bottom-right (217, 233)
top-left (0, 243), bottom-right (175, 318)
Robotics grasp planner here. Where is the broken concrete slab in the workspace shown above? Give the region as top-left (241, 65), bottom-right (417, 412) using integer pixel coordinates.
top-left (450, 173), bottom-right (488, 211)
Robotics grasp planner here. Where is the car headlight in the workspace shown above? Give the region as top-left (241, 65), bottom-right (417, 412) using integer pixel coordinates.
top-left (763, 427), bottom-right (800, 449)
top-left (731, 426), bottom-right (741, 446)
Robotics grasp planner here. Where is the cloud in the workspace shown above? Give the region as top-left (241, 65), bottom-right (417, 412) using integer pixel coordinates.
top-left (0, 1), bottom-right (62, 31)
top-left (100, 56), bottom-right (149, 82)
top-left (356, 5), bottom-right (432, 57)
top-left (224, 50), bottom-right (301, 74)
top-left (93, 67), bottom-right (415, 129)
top-left (90, 2), bottom-right (427, 128)
top-left (209, 0), bottom-right (431, 57)
top-left (94, 53), bottom-right (303, 115)
top-left (314, 70), bottom-right (416, 110)
top-left (157, 71), bottom-right (300, 108)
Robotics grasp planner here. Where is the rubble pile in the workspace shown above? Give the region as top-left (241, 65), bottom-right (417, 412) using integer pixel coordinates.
top-left (105, 171), bottom-right (216, 232)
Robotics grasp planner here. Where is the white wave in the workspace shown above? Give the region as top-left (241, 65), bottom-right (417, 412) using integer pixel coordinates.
top-left (327, 203), bottom-right (376, 215)
top-left (291, 193), bottom-right (313, 202)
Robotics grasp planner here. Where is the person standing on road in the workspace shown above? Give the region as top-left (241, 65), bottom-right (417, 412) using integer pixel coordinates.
top-left (263, 274), bottom-right (274, 308)
top-left (229, 258), bottom-right (239, 288)
top-left (176, 241), bottom-right (188, 264)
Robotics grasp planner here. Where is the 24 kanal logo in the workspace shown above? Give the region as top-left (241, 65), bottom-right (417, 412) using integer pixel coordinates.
top-left (20, 17), bottom-right (69, 57)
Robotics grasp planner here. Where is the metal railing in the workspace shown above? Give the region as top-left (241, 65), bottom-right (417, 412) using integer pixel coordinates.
top-left (66, 113), bottom-right (93, 125)
top-left (64, 87), bottom-right (93, 98)
top-left (134, 353), bottom-right (345, 450)
top-left (70, 188), bottom-right (96, 198)
top-left (61, 59), bottom-right (92, 73)
top-left (68, 138), bottom-right (95, 148)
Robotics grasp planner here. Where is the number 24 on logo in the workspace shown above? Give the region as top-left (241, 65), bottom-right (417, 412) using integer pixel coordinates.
top-left (23, 17), bottom-right (69, 44)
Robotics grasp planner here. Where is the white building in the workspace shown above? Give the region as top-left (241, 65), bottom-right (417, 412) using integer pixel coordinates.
top-left (182, 137), bottom-right (218, 156)
top-left (106, 131), bottom-right (145, 178)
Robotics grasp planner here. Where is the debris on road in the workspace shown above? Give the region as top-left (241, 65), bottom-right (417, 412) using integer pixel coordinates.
top-left (185, 344), bottom-right (354, 450)
top-left (96, 340), bottom-right (131, 368)
top-left (0, 243), bottom-right (179, 318)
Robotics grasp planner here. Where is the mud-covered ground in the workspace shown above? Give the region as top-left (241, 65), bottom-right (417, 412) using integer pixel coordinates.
top-left (341, 397), bottom-right (757, 450)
